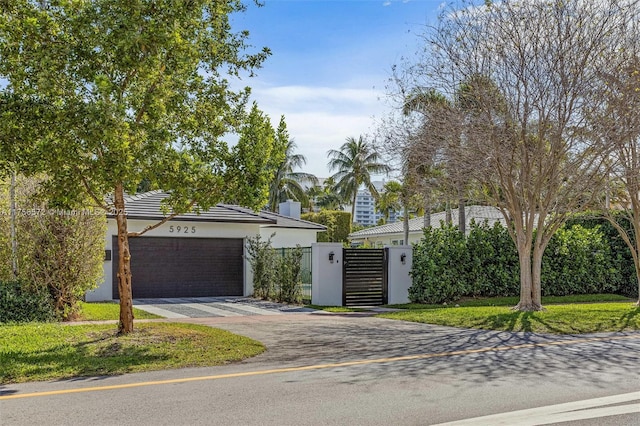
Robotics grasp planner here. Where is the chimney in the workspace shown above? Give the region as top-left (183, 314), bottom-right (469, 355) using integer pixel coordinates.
top-left (279, 199), bottom-right (301, 219)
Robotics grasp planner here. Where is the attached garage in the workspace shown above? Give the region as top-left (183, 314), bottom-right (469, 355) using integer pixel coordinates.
top-left (85, 191), bottom-right (326, 302)
top-left (112, 237), bottom-right (243, 299)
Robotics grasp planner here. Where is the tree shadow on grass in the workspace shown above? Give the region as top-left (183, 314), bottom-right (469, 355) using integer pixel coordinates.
top-left (475, 311), bottom-right (542, 333)
top-left (618, 306), bottom-right (640, 330)
top-left (0, 335), bottom-right (169, 384)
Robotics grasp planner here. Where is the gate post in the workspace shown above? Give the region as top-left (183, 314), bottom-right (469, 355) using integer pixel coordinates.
top-left (311, 243), bottom-right (344, 306)
top-left (386, 245), bottom-right (412, 304)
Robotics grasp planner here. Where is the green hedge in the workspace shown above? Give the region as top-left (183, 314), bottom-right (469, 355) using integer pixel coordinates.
top-left (410, 219), bottom-right (637, 304)
top-left (301, 210), bottom-right (351, 243)
top-left (0, 280), bottom-right (56, 323)
top-left (565, 211), bottom-right (637, 297)
top-left (541, 225), bottom-right (619, 296)
top-left (466, 222), bottom-right (520, 297)
top-left (410, 225), bottom-right (468, 303)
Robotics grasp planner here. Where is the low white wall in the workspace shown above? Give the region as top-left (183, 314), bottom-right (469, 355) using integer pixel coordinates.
top-left (87, 219), bottom-right (261, 301)
top-left (386, 246), bottom-right (412, 304)
top-left (311, 243), bottom-right (343, 306)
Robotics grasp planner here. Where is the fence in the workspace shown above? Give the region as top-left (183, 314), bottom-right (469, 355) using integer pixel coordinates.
top-left (275, 246), bottom-right (312, 301)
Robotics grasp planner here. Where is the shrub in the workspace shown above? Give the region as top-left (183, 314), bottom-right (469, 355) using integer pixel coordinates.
top-left (410, 219), bottom-right (631, 304)
top-left (246, 235), bottom-right (303, 303)
top-left (565, 211), bottom-right (637, 297)
top-left (409, 224), bottom-right (468, 304)
top-left (0, 280), bottom-right (55, 323)
top-left (276, 246), bottom-right (303, 304)
top-left (466, 221), bottom-right (520, 297)
top-left (0, 176), bottom-right (105, 320)
top-left (245, 234), bottom-right (277, 299)
top-left (542, 225), bottom-right (619, 296)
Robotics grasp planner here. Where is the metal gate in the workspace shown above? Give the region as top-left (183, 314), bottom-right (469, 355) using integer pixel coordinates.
top-left (343, 248), bottom-right (388, 306)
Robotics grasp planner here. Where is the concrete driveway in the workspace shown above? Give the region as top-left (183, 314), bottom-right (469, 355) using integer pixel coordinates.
top-left (133, 297), bottom-right (317, 318)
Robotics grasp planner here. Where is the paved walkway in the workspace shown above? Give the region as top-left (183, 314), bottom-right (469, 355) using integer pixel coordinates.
top-left (133, 297), bottom-right (317, 318)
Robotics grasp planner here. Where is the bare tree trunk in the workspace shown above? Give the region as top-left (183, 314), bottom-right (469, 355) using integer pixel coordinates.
top-left (445, 200), bottom-right (452, 225)
top-left (458, 196), bottom-right (466, 235)
top-left (351, 192), bottom-right (356, 225)
top-left (403, 204), bottom-right (409, 244)
top-left (10, 170), bottom-right (18, 278)
top-left (635, 259), bottom-right (640, 307)
top-left (114, 184), bottom-right (134, 334)
top-left (514, 245), bottom-right (534, 310)
top-left (531, 244), bottom-right (544, 309)
top-left (634, 224), bottom-right (640, 306)
top-left (423, 189), bottom-right (431, 228)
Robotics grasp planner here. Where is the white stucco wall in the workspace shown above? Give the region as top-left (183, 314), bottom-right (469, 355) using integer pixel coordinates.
top-left (86, 219), bottom-right (262, 302)
top-left (260, 227), bottom-right (319, 248)
top-left (386, 246), bottom-right (413, 304)
top-left (311, 243), bottom-right (343, 306)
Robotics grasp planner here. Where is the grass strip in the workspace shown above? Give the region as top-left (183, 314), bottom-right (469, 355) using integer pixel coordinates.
top-left (378, 302), bottom-right (640, 334)
top-left (78, 302), bottom-right (162, 320)
top-left (386, 294), bottom-right (632, 310)
top-left (0, 322), bottom-right (264, 383)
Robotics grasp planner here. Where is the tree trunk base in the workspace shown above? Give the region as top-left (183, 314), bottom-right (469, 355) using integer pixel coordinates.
top-left (511, 302), bottom-right (545, 312)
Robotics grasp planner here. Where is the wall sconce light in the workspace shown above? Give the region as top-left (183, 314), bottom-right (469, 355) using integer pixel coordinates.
top-left (400, 253), bottom-right (406, 265)
top-left (329, 251), bottom-right (335, 263)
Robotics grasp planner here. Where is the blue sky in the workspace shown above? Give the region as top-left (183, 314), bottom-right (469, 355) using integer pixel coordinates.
top-left (231, 0), bottom-right (443, 178)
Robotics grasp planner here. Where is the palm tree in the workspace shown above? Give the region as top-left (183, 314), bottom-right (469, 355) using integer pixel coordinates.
top-left (327, 136), bottom-right (390, 221)
top-left (305, 177), bottom-right (346, 211)
top-left (403, 86), bottom-right (473, 233)
top-left (268, 139), bottom-right (318, 212)
top-left (375, 180), bottom-right (403, 223)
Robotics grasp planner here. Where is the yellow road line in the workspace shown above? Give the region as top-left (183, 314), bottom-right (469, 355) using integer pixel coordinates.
top-left (2, 334), bottom-right (638, 401)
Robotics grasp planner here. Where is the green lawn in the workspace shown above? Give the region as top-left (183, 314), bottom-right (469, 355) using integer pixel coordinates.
top-left (386, 294), bottom-right (632, 310)
top-left (378, 302), bottom-right (640, 334)
top-left (78, 302), bottom-right (162, 321)
top-left (0, 322), bottom-right (265, 383)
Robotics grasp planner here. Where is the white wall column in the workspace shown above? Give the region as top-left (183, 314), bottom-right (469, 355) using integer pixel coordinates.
top-left (386, 246), bottom-right (412, 304)
top-left (311, 243), bottom-right (344, 306)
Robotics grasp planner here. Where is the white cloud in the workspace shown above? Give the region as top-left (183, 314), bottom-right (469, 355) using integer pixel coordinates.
top-left (250, 84), bottom-right (389, 178)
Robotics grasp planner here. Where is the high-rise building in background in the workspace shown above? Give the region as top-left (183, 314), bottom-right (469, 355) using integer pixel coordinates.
top-left (354, 181), bottom-right (399, 227)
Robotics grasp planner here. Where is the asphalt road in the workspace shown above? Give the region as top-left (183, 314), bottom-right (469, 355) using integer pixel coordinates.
top-left (1, 314), bottom-right (639, 425)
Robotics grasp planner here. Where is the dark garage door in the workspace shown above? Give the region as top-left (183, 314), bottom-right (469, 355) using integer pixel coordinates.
top-left (112, 237), bottom-right (244, 299)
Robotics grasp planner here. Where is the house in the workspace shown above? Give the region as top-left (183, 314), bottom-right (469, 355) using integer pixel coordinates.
top-left (348, 205), bottom-right (505, 247)
top-left (86, 191), bottom-right (325, 301)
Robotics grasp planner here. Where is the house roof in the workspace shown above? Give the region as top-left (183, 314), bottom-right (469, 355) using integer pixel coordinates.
top-left (108, 191), bottom-right (325, 230)
top-left (225, 206), bottom-right (326, 231)
top-left (348, 205), bottom-right (505, 239)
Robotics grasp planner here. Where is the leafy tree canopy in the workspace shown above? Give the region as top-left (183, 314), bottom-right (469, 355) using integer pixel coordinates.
top-left (0, 0), bottom-right (279, 333)
top-left (0, 0), bottom-right (273, 212)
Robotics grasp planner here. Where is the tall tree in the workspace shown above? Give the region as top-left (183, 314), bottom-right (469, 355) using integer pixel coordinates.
top-left (268, 120), bottom-right (318, 212)
top-left (402, 85), bottom-right (483, 234)
top-left (0, 93), bottom-right (51, 278)
top-left (308, 177), bottom-right (345, 211)
top-left (0, 0), bottom-right (276, 333)
top-left (375, 180), bottom-right (402, 223)
top-left (594, 52), bottom-right (640, 305)
top-left (410, 0), bottom-right (633, 311)
top-left (327, 136), bottom-right (390, 221)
